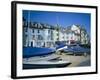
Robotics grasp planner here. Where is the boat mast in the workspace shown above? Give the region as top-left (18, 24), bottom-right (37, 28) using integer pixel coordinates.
top-left (56, 13), bottom-right (60, 41)
top-left (28, 11), bottom-right (30, 46)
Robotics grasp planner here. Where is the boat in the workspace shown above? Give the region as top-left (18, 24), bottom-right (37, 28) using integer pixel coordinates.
top-left (55, 41), bottom-right (68, 52)
top-left (23, 53), bottom-right (60, 61)
top-left (23, 57), bottom-right (71, 69)
top-left (23, 47), bottom-right (56, 58)
top-left (23, 47), bottom-right (71, 69)
top-left (63, 44), bottom-right (90, 56)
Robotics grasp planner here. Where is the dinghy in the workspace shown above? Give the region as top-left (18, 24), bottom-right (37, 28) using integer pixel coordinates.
top-left (55, 41), bottom-right (68, 52)
top-left (23, 57), bottom-right (71, 69)
top-left (23, 47), bottom-right (71, 69)
top-left (63, 44), bottom-right (90, 56)
top-left (23, 47), bottom-right (56, 58)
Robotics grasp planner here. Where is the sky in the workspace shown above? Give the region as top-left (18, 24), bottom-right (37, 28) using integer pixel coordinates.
top-left (23, 10), bottom-right (91, 36)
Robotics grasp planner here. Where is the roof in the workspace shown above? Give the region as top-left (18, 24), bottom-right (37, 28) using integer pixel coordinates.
top-left (23, 21), bottom-right (87, 35)
top-left (23, 21), bottom-right (56, 30)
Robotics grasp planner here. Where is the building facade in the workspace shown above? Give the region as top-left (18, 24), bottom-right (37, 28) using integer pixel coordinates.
top-left (23, 21), bottom-right (55, 47)
top-left (23, 20), bottom-right (90, 47)
top-left (66, 25), bottom-right (90, 44)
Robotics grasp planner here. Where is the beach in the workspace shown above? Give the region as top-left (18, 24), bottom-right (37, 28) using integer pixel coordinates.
top-left (56, 52), bottom-right (91, 67)
top-left (23, 52), bottom-right (91, 69)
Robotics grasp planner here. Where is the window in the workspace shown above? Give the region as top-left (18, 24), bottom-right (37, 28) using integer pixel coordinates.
top-left (71, 37), bottom-right (73, 39)
top-left (48, 30), bottom-right (50, 33)
top-left (51, 36), bottom-right (53, 40)
top-left (57, 38), bottom-right (59, 40)
top-left (57, 33), bottom-right (59, 36)
top-left (38, 29), bottom-right (40, 33)
top-left (24, 34), bottom-right (27, 39)
top-left (32, 29), bottom-right (34, 33)
top-left (37, 42), bottom-right (41, 47)
top-left (38, 35), bottom-right (43, 40)
top-left (33, 35), bottom-right (35, 39)
top-left (66, 37), bottom-right (69, 39)
top-left (24, 28), bottom-right (27, 32)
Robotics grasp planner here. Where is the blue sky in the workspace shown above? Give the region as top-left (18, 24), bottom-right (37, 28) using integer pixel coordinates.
top-left (23, 10), bottom-right (91, 35)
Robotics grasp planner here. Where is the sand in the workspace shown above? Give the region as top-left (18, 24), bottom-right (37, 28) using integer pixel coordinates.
top-left (56, 52), bottom-right (91, 67)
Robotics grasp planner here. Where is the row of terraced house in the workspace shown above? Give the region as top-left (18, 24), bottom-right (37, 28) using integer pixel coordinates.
top-left (23, 20), bottom-right (90, 47)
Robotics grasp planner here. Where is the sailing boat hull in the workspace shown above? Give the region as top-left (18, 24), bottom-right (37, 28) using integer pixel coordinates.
top-left (23, 60), bottom-right (71, 69)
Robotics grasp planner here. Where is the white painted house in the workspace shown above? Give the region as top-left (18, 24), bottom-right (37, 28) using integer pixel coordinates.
top-left (23, 20), bottom-right (90, 47)
top-left (23, 22), bottom-right (55, 47)
top-left (66, 25), bottom-right (89, 44)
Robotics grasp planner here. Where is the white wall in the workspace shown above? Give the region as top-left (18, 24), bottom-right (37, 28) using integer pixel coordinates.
top-left (0, 0), bottom-right (99, 80)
